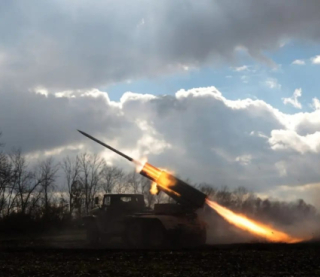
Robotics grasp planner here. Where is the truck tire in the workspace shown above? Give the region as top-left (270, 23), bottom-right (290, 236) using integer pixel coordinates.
top-left (124, 221), bottom-right (145, 248)
top-left (86, 224), bottom-right (100, 246)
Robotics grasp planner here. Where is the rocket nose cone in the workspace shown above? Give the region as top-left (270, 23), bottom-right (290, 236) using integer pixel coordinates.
top-left (77, 130), bottom-right (86, 136)
top-left (77, 130), bottom-right (91, 139)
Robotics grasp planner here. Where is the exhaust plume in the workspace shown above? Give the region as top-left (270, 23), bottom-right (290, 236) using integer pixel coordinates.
top-left (206, 199), bottom-right (305, 243)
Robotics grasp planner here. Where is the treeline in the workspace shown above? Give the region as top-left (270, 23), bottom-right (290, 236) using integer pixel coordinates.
top-left (0, 149), bottom-right (159, 233)
top-left (197, 185), bottom-right (320, 227)
top-left (0, 129), bottom-right (177, 233)
top-left (0, 133), bottom-right (319, 234)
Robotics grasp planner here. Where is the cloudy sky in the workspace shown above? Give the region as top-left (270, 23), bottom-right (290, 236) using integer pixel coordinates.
top-left (1, 1), bottom-right (320, 206)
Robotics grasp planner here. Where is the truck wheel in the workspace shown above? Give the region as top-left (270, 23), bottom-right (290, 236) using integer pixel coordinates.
top-left (124, 221), bottom-right (145, 248)
top-left (146, 221), bottom-right (167, 249)
top-left (86, 224), bottom-right (100, 246)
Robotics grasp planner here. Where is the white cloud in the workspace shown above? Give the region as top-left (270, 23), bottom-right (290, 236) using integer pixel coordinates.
top-left (269, 130), bottom-right (320, 154)
top-left (311, 55), bottom-right (320, 64)
top-left (135, 120), bottom-right (172, 156)
top-left (265, 78), bottom-right (281, 89)
top-left (233, 65), bottom-right (249, 72)
top-left (2, 86), bottom-right (320, 202)
top-left (311, 98), bottom-right (320, 110)
top-left (282, 88), bottom-right (302, 109)
top-left (292, 59), bottom-right (305, 65)
top-left (250, 131), bottom-right (269, 139)
top-left (34, 87), bottom-right (49, 97)
top-left (235, 155), bottom-right (252, 165)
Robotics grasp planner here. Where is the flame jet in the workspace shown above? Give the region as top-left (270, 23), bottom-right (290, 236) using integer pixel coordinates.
top-left (77, 130), bottom-right (206, 209)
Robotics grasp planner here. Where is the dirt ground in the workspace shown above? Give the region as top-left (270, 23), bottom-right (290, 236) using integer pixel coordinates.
top-left (0, 231), bottom-right (320, 277)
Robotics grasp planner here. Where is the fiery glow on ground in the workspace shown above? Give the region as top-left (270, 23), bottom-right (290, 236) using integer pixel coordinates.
top-left (206, 199), bottom-right (304, 243)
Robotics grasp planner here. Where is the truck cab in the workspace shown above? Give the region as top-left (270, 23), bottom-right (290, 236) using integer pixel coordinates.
top-left (101, 194), bottom-right (145, 213)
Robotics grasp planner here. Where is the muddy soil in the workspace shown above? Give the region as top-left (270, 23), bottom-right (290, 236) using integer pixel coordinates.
top-left (0, 231), bottom-right (319, 276)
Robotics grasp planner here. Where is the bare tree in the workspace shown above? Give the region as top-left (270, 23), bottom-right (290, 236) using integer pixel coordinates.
top-left (126, 170), bottom-right (141, 194)
top-left (70, 180), bottom-right (84, 217)
top-left (197, 183), bottom-right (216, 198)
top-left (62, 155), bottom-right (81, 214)
top-left (0, 132), bottom-right (10, 215)
top-left (215, 186), bottom-right (232, 207)
top-left (1, 158), bottom-right (15, 216)
top-left (79, 153), bottom-right (105, 214)
top-left (10, 149), bottom-right (42, 214)
top-left (114, 179), bottom-right (127, 194)
top-left (38, 157), bottom-right (59, 215)
top-left (102, 165), bottom-right (124, 193)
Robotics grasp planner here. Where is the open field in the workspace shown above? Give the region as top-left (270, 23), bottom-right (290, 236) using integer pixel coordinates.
top-left (1, 231), bottom-right (320, 276)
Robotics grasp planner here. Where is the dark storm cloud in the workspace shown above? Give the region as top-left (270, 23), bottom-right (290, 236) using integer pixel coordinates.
top-left (1, 1), bottom-right (320, 204)
top-left (0, 0), bottom-right (320, 90)
top-left (0, 88), bottom-right (142, 154)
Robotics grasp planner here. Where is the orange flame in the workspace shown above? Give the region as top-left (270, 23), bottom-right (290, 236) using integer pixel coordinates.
top-left (150, 182), bottom-right (159, 194)
top-left (206, 199), bottom-right (304, 243)
top-left (138, 162), bottom-right (180, 197)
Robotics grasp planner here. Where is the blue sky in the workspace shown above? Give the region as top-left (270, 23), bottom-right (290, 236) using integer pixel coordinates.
top-left (106, 40), bottom-right (320, 113)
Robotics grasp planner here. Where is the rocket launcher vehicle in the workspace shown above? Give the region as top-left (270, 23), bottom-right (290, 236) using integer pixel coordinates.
top-left (78, 130), bottom-right (206, 209)
top-left (77, 131), bottom-right (306, 243)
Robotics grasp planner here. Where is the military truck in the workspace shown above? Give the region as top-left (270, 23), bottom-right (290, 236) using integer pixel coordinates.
top-left (83, 193), bottom-right (206, 248)
top-left (78, 130), bottom-right (208, 248)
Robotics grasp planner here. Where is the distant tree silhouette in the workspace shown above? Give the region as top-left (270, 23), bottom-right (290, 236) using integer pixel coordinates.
top-left (0, 131), bottom-right (319, 235)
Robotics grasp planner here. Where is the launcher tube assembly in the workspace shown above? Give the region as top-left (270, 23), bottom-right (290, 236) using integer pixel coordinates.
top-left (78, 130), bottom-right (206, 209)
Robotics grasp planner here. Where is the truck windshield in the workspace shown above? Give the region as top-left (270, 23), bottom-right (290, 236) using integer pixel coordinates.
top-left (120, 196), bottom-right (132, 202)
top-left (104, 196), bottom-right (111, 206)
